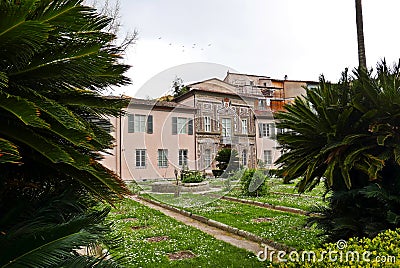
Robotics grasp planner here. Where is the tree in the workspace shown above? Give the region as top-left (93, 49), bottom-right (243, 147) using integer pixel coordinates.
top-left (215, 148), bottom-right (239, 175)
top-left (171, 76), bottom-right (190, 97)
top-left (275, 61), bottom-right (400, 241)
top-left (355, 0), bottom-right (367, 70)
top-left (0, 0), bottom-right (131, 266)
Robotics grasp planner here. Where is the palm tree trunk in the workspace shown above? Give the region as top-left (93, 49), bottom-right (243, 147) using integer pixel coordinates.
top-left (355, 0), bottom-right (367, 70)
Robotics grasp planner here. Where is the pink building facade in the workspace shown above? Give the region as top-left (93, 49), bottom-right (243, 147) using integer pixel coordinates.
top-left (101, 99), bottom-right (196, 181)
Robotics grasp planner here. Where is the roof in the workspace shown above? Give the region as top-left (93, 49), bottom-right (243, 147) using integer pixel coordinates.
top-left (128, 98), bottom-right (195, 110)
top-left (174, 78), bottom-right (261, 102)
top-left (225, 71), bottom-right (271, 79)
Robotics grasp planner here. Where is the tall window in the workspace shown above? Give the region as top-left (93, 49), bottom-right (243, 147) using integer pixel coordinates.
top-left (179, 149), bottom-right (188, 166)
top-left (221, 118), bottom-right (232, 137)
top-left (177, 117), bottom-right (188, 134)
top-left (242, 149), bottom-right (247, 167)
top-left (172, 117), bottom-right (193, 135)
top-left (135, 149), bottom-right (146, 168)
top-left (204, 116), bottom-right (211, 132)
top-left (134, 115), bottom-right (146, 132)
top-left (264, 150), bottom-right (272, 165)
top-left (204, 149), bottom-right (211, 168)
top-left (128, 114), bottom-right (152, 133)
top-left (241, 119), bottom-right (248, 134)
top-left (259, 123), bottom-right (274, 138)
top-left (258, 99), bottom-right (267, 110)
top-left (158, 149), bottom-right (168, 168)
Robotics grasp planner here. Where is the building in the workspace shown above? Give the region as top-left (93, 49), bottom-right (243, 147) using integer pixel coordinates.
top-left (101, 99), bottom-right (196, 181)
top-left (101, 72), bottom-right (318, 180)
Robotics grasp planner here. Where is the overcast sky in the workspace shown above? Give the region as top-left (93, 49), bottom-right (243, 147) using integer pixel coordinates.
top-left (108, 0), bottom-right (400, 97)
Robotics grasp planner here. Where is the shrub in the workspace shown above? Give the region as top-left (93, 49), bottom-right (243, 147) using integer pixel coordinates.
top-left (181, 170), bottom-right (205, 183)
top-left (212, 169), bottom-right (224, 178)
top-left (240, 169), bottom-right (269, 197)
top-left (215, 148), bottom-right (239, 175)
top-left (275, 63), bottom-right (400, 241)
top-left (270, 228), bottom-right (400, 267)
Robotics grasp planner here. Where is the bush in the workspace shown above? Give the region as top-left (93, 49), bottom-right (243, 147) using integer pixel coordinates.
top-left (270, 228), bottom-right (400, 267)
top-left (239, 169), bottom-right (269, 197)
top-left (181, 170), bottom-right (205, 183)
top-left (212, 169), bottom-right (224, 178)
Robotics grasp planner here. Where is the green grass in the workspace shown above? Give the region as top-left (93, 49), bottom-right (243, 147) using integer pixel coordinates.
top-left (267, 179), bottom-right (327, 197)
top-left (145, 193), bottom-right (324, 250)
top-left (226, 188), bottom-right (327, 211)
top-left (105, 198), bottom-right (264, 267)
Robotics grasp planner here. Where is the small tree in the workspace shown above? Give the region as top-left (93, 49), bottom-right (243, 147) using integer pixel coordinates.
top-left (171, 76), bottom-right (190, 97)
top-left (239, 169), bottom-right (269, 197)
top-left (215, 148), bottom-right (239, 176)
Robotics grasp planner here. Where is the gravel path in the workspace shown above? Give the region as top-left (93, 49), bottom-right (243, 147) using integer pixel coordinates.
top-left (130, 195), bottom-right (277, 256)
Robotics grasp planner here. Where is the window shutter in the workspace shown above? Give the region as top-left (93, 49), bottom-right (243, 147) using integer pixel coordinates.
top-left (271, 123), bottom-right (276, 138)
top-left (172, 117), bottom-right (177, 135)
top-left (258, 123), bottom-right (262, 138)
top-left (147, 115), bottom-right (153, 134)
top-left (188, 119), bottom-right (193, 135)
top-left (128, 114), bottom-right (135, 133)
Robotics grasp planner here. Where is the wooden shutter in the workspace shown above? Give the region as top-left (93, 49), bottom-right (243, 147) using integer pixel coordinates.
top-left (188, 119), bottom-right (193, 135)
top-left (147, 115), bottom-right (153, 134)
top-left (128, 114), bottom-right (134, 133)
top-left (172, 117), bottom-right (177, 135)
top-left (258, 123), bottom-right (262, 138)
top-left (270, 123), bottom-right (276, 139)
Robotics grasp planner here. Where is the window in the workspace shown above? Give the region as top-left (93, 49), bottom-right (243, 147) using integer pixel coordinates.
top-left (158, 149), bottom-right (168, 168)
top-left (128, 114), bottom-right (152, 133)
top-left (241, 119), bottom-right (248, 134)
top-left (204, 116), bottom-right (211, 132)
top-left (204, 149), bottom-right (211, 168)
top-left (264, 150), bottom-right (272, 165)
top-left (177, 117), bottom-right (187, 134)
top-left (135, 149), bottom-right (146, 168)
top-left (179, 149), bottom-right (188, 166)
top-left (259, 123), bottom-right (275, 138)
top-left (258, 99), bottom-right (267, 110)
top-left (172, 117), bottom-right (193, 135)
top-left (242, 149), bottom-right (247, 167)
top-left (221, 118), bottom-right (232, 137)
top-left (134, 115), bottom-right (146, 132)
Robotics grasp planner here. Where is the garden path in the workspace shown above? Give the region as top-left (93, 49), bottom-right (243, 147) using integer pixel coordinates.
top-left (130, 195), bottom-right (277, 256)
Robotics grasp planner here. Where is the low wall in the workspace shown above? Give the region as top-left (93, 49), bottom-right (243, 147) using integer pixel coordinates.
top-left (151, 181), bottom-right (210, 193)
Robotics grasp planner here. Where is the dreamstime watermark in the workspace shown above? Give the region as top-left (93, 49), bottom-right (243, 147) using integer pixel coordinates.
top-left (257, 239), bottom-right (396, 264)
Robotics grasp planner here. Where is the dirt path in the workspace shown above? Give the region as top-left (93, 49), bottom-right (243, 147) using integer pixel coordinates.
top-left (130, 195), bottom-right (277, 256)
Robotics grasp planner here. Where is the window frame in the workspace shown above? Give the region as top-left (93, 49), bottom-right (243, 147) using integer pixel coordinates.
top-left (135, 149), bottom-right (146, 168)
top-left (158, 149), bottom-right (168, 168)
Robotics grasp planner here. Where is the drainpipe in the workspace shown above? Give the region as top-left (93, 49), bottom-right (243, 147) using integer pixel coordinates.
top-left (194, 93), bottom-right (197, 171)
top-left (119, 111), bottom-right (122, 179)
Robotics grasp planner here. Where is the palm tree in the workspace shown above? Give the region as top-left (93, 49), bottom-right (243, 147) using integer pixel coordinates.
top-left (355, 0), bottom-right (367, 70)
top-left (275, 62), bottom-right (400, 240)
top-left (0, 0), bottom-right (131, 266)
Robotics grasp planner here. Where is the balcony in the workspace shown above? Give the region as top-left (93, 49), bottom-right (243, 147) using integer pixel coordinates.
top-left (220, 136), bottom-right (239, 145)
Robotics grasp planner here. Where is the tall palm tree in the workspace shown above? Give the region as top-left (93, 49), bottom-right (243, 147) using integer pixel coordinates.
top-left (355, 0), bottom-right (367, 70)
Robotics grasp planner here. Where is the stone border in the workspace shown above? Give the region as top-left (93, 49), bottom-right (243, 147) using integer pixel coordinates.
top-left (269, 191), bottom-right (322, 199)
top-left (136, 195), bottom-right (296, 252)
top-left (220, 195), bottom-right (310, 215)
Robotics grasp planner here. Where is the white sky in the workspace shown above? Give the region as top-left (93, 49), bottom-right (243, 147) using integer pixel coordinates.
top-left (108, 0), bottom-right (400, 97)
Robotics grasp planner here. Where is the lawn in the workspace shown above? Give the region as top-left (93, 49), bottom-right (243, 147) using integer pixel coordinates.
top-left (105, 198), bottom-right (264, 267)
top-left (145, 193), bottom-right (324, 250)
